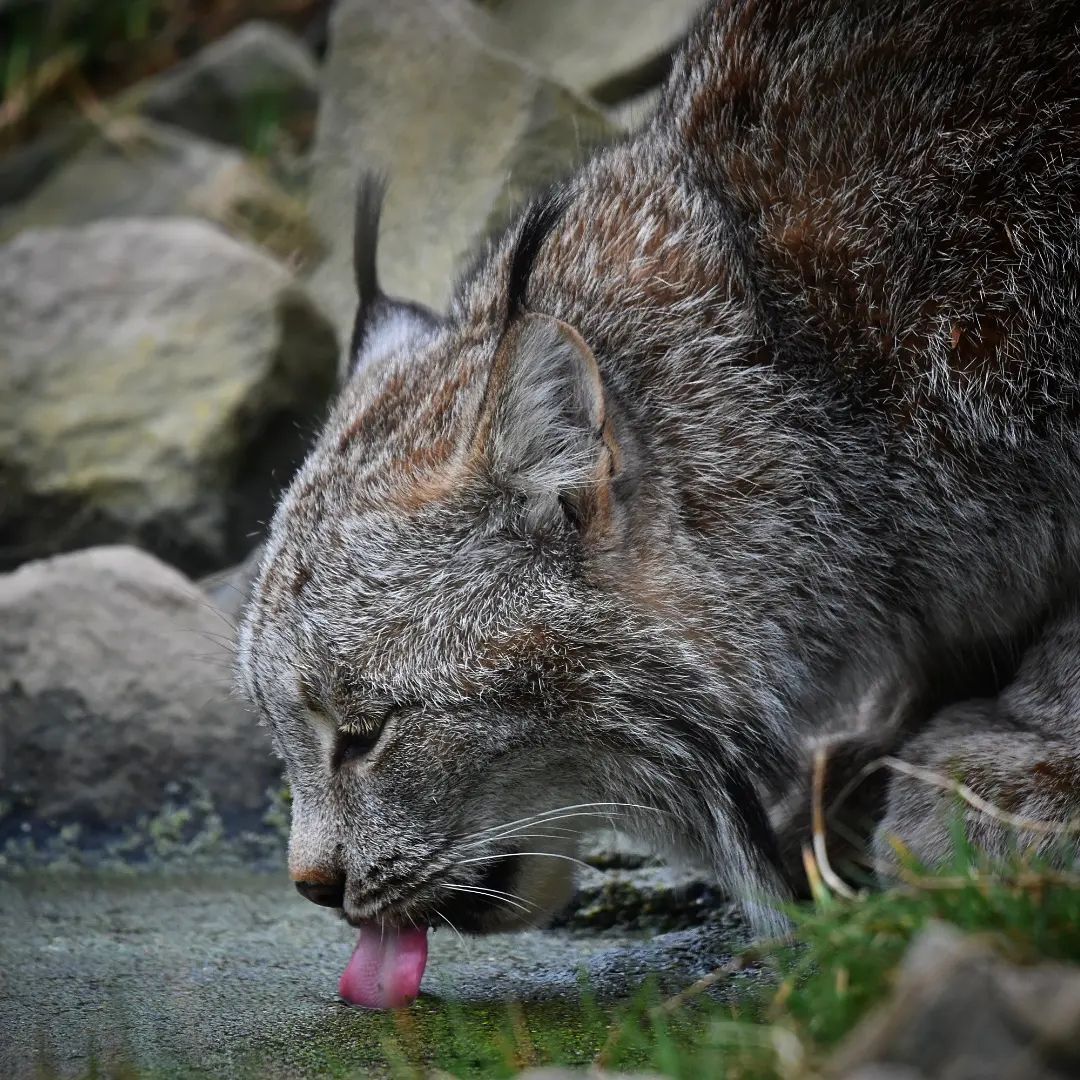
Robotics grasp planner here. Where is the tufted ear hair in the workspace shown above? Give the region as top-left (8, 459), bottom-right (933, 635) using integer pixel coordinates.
top-left (475, 312), bottom-right (620, 535)
top-left (348, 175), bottom-right (442, 377)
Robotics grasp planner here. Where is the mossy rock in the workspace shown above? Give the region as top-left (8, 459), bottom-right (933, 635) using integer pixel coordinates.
top-left (0, 218), bottom-right (338, 573)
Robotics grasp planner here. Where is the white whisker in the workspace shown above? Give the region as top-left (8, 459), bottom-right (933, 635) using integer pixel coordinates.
top-left (432, 907), bottom-right (465, 945)
top-left (457, 802), bottom-right (664, 847)
top-left (458, 801), bottom-right (664, 842)
top-left (441, 883), bottom-right (535, 914)
top-left (458, 812), bottom-right (626, 848)
top-left (457, 851), bottom-right (594, 872)
top-left (458, 828), bottom-right (578, 851)
top-left (443, 882), bottom-right (535, 906)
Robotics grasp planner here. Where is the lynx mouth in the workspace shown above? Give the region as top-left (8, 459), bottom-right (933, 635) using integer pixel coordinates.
top-left (341, 853), bottom-right (525, 931)
top-left (338, 854), bottom-right (525, 1010)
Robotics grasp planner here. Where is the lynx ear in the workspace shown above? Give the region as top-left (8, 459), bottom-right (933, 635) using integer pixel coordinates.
top-left (478, 313), bottom-right (618, 533)
top-left (348, 175), bottom-right (441, 377)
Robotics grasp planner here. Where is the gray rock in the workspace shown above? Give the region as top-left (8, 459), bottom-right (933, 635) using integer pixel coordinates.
top-left (831, 922), bottom-right (1080, 1079)
top-left (0, 22), bottom-right (319, 210)
top-left (489, 0), bottom-right (706, 103)
top-left (0, 115), bottom-right (91, 208)
top-left (124, 21), bottom-right (321, 154)
top-left (0, 117), bottom-right (323, 265)
top-left (561, 864), bottom-right (722, 931)
top-left (0, 218), bottom-right (338, 574)
top-left (308, 0), bottom-right (616, 338)
top-left (0, 546), bottom-right (276, 830)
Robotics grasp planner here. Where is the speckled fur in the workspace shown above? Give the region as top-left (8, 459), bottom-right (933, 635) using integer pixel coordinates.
top-left (238, 0), bottom-right (1080, 936)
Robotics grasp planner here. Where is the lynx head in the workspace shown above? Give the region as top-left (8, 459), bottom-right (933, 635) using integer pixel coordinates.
top-left (236, 178), bottom-right (786, 1005)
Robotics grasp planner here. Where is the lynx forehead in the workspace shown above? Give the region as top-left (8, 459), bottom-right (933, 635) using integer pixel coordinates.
top-left (238, 0), bottom-right (1080, 1009)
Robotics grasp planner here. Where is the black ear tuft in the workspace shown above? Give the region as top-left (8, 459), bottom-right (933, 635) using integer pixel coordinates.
top-left (353, 173), bottom-right (388, 314)
top-left (504, 186), bottom-right (569, 330)
top-left (347, 173), bottom-right (443, 378)
top-left (349, 173), bottom-right (388, 364)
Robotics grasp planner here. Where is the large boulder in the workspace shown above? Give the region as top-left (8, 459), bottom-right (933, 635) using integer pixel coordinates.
top-left (831, 922), bottom-right (1080, 1079)
top-left (489, 0), bottom-right (706, 103)
top-left (0, 218), bottom-right (339, 574)
top-left (123, 21), bottom-right (321, 155)
top-left (0, 117), bottom-right (322, 265)
top-left (0, 546), bottom-right (276, 831)
top-left (308, 0), bottom-right (617, 338)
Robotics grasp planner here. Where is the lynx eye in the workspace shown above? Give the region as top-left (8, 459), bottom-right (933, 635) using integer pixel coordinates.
top-left (332, 721), bottom-right (384, 769)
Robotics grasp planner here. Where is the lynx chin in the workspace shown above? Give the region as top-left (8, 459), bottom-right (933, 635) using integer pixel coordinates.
top-left (238, 0), bottom-right (1080, 1009)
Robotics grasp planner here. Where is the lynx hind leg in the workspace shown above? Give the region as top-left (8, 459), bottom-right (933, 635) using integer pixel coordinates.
top-left (875, 614), bottom-right (1080, 877)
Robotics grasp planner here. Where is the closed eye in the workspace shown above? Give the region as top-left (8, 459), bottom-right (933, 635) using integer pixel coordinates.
top-left (332, 722), bottom-right (384, 769)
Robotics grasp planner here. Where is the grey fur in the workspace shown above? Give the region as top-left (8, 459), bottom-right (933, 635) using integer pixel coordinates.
top-left (237, 0), bottom-right (1080, 938)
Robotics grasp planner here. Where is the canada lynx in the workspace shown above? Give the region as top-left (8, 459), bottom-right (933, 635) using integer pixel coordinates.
top-left (238, 0), bottom-right (1080, 1007)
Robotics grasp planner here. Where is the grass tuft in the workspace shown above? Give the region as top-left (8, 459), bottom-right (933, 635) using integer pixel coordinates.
top-left (367, 852), bottom-right (1080, 1079)
top-left (777, 853), bottom-right (1080, 1051)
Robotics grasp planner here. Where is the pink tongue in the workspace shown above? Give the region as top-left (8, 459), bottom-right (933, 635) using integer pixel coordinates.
top-left (338, 923), bottom-right (429, 1009)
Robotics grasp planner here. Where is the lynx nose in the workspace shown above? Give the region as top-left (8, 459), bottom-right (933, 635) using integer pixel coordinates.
top-left (295, 877), bottom-right (346, 908)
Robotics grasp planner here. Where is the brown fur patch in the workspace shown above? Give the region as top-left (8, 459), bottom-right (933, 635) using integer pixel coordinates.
top-left (384, 455), bottom-right (461, 513)
top-left (288, 866), bottom-right (339, 885)
top-left (1032, 758), bottom-right (1080, 805)
top-left (338, 373), bottom-right (407, 453)
top-left (291, 564), bottom-right (312, 595)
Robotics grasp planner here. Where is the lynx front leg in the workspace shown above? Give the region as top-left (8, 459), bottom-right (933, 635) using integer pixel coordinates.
top-left (874, 713), bottom-right (1080, 872)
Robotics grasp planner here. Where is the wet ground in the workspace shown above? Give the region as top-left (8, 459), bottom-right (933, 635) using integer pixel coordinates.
top-left (0, 869), bottom-right (752, 1078)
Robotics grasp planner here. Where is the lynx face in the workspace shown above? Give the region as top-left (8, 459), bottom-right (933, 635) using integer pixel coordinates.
top-left (238, 392), bottom-right (619, 939)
